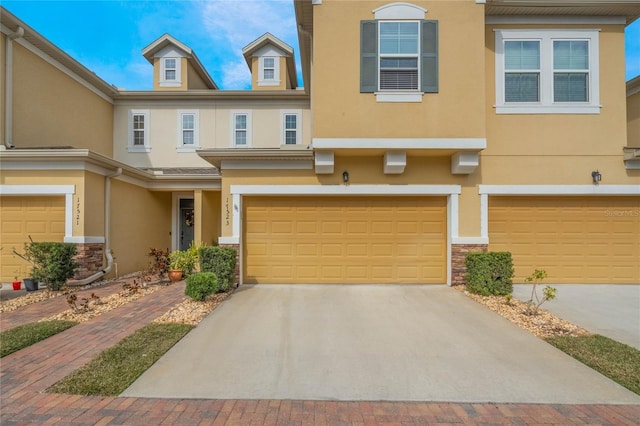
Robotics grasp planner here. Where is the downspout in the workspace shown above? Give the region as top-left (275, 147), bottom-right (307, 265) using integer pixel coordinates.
top-left (67, 167), bottom-right (122, 286)
top-left (4, 26), bottom-right (24, 149)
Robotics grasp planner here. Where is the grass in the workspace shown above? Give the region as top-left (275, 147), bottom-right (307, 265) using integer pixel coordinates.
top-left (546, 334), bottom-right (640, 395)
top-left (1, 320), bottom-right (77, 357)
top-left (48, 322), bottom-right (194, 396)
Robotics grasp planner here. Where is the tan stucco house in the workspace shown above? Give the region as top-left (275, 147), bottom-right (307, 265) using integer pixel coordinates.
top-left (1, 0), bottom-right (639, 286)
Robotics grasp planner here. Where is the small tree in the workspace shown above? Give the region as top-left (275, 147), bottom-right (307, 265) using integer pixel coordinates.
top-left (524, 269), bottom-right (557, 315)
top-left (13, 239), bottom-right (78, 291)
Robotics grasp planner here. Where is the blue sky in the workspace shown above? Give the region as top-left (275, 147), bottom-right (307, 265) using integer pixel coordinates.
top-left (3, 0), bottom-right (640, 90)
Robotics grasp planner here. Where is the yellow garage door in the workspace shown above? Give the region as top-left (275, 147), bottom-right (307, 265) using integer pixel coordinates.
top-left (1, 196), bottom-right (65, 282)
top-left (489, 196), bottom-right (640, 284)
top-left (244, 196), bottom-right (446, 284)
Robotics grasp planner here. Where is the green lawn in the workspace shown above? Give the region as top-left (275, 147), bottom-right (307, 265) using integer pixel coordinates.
top-left (1, 320), bottom-right (78, 357)
top-left (48, 322), bottom-right (193, 396)
top-left (546, 334), bottom-right (640, 395)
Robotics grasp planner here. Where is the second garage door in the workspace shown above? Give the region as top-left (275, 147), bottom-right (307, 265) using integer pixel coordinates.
top-left (244, 196), bottom-right (446, 284)
top-left (489, 196), bottom-right (640, 283)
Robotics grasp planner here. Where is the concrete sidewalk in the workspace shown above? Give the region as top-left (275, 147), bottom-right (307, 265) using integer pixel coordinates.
top-left (512, 284), bottom-right (640, 349)
top-left (123, 284), bottom-right (640, 404)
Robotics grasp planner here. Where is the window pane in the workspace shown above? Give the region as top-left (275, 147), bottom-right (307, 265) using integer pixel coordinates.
top-left (554, 40), bottom-right (588, 70)
top-left (235, 130), bottom-right (246, 145)
top-left (505, 41), bottom-right (540, 70)
top-left (505, 73), bottom-right (539, 102)
top-left (285, 114), bottom-right (297, 130)
top-left (133, 131), bottom-right (144, 146)
top-left (264, 57), bottom-right (274, 68)
top-left (554, 73), bottom-right (588, 102)
top-left (166, 70), bottom-right (176, 80)
top-left (380, 57), bottom-right (418, 90)
top-left (235, 115), bottom-right (246, 130)
top-left (264, 69), bottom-right (275, 79)
top-left (133, 115), bottom-right (144, 130)
top-left (165, 58), bottom-right (176, 68)
top-left (380, 22), bottom-right (418, 54)
top-left (285, 130), bottom-right (297, 145)
top-left (183, 130), bottom-right (194, 145)
top-left (182, 114), bottom-right (194, 130)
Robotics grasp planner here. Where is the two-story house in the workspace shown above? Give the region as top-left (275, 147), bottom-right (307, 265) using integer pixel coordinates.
top-left (1, 1), bottom-right (639, 286)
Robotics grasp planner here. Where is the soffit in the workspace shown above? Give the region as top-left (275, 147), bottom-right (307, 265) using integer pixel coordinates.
top-left (294, 0), bottom-right (313, 94)
top-left (486, 1), bottom-right (640, 23)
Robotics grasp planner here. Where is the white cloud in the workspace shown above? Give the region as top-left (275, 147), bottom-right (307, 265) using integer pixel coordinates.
top-left (221, 57), bottom-right (253, 89)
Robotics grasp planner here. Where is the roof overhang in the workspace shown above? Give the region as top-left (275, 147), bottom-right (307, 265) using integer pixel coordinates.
top-left (0, 148), bottom-right (221, 190)
top-left (485, 0), bottom-right (640, 24)
top-left (198, 147), bottom-right (314, 170)
top-left (628, 75), bottom-right (640, 96)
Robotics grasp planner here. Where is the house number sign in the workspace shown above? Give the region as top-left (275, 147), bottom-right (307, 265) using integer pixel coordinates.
top-left (225, 197), bottom-right (230, 226)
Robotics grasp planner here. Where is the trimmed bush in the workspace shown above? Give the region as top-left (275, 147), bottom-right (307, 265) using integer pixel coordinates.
top-left (199, 246), bottom-right (237, 292)
top-left (185, 272), bottom-right (218, 301)
top-left (18, 242), bottom-right (78, 291)
top-left (464, 251), bottom-right (514, 296)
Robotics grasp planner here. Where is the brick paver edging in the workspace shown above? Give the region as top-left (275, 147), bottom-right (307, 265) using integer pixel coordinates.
top-left (1, 281), bottom-right (639, 425)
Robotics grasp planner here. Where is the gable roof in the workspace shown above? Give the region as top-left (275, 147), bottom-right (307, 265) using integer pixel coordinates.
top-left (242, 33), bottom-right (299, 89)
top-left (142, 33), bottom-right (218, 90)
top-left (628, 75), bottom-right (640, 96)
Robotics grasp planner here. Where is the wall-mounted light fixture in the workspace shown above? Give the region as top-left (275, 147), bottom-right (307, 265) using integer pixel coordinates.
top-left (591, 170), bottom-right (602, 184)
top-left (342, 170), bottom-right (349, 184)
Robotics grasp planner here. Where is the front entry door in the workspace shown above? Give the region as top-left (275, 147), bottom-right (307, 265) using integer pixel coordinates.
top-left (179, 198), bottom-right (194, 251)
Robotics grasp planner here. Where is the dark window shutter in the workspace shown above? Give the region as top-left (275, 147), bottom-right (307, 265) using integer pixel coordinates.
top-left (421, 20), bottom-right (438, 93)
top-left (361, 20), bottom-right (378, 93)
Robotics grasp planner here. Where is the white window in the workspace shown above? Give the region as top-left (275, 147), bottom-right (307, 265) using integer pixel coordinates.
top-left (495, 29), bottom-right (600, 114)
top-left (281, 110), bottom-right (301, 145)
top-left (177, 110), bottom-right (199, 151)
top-left (258, 57), bottom-right (280, 86)
top-left (128, 110), bottom-right (150, 152)
top-left (160, 57), bottom-right (181, 87)
top-left (231, 111), bottom-right (252, 147)
top-left (379, 21), bottom-right (419, 91)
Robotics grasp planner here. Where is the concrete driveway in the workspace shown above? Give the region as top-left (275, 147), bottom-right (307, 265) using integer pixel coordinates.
top-left (123, 285), bottom-right (640, 403)
top-left (512, 284), bottom-right (640, 350)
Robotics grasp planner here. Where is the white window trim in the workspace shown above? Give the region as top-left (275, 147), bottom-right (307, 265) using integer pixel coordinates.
top-left (378, 20), bottom-right (421, 93)
top-left (128, 110), bottom-right (150, 153)
top-left (160, 57), bottom-right (182, 87)
top-left (177, 110), bottom-right (200, 152)
top-left (494, 29), bottom-right (600, 114)
top-left (230, 111), bottom-right (252, 148)
top-left (258, 56), bottom-right (280, 86)
top-left (281, 110), bottom-right (302, 145)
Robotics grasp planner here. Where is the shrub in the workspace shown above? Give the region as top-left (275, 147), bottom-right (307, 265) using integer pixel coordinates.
top-left (464, 251), bottom-right (514, 296)
top-left (185, 272), bottom-right (218, 301)
top-left (14, 241), bottom-right (78, 291)
top-left (199, 246), bottom-right (237, 292)
top-left (148, 248), bottom-right (170, 280)
top-left (524, 269), bottom-right (557, 315)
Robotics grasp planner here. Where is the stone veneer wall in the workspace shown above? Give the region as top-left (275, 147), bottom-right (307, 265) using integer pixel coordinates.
top-left (73, 243), bottom-right (105, 280)
top-left (451, 244), bottom-right (488, 286)
top-left (219, 243), bottom-right (240, 286)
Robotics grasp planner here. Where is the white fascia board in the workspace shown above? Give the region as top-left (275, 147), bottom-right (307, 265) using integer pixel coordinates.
top-left (479, 185), bottom-right (640, 195)
top-left (313, 138), bottom-right (487, 150)
top-left (64, 236), bottom-right (106, 244)
top-left (0, 160), bottom-right (111, 176)
top-left (0, 184), bottom-right (75, 195)
top-left (451, 236), bottom-right (489, 245)
top-left (485, 16), bottom-right (625, 25)
top-left (624, 160), bottom-right (640, 169)
top-left (146, 181), bottom-right (221, 191)
top-left (221, 159), bottom-right (313, 170)
top-left (231, 184), bottom-right (462, 196)
top-left (218, 236), bottom-right (240, 245)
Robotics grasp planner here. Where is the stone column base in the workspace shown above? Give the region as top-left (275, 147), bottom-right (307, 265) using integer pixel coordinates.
top-left (73, 243), bottom-right (105, 280)
top-left (451, 244), bottom-right (488, 286)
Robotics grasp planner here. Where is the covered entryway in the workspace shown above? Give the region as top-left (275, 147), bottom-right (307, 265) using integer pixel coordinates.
top-left (0, 196), bottom-right (65, 281)
top-left (243, 196), bottom-right (446, 284)
top-left (489, 196), bottom-right (640, 283)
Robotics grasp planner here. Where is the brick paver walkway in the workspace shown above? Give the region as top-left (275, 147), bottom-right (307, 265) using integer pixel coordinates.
top-left (1, 282), bottom-right (639, 425)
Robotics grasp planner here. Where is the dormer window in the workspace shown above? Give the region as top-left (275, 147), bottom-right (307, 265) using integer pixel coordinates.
top-left (259, 56), bottom-right (280, 86)
top-left (160, 57), bottom-right (181, 87)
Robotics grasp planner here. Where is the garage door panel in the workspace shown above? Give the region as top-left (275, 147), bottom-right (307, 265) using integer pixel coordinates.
top-left (244, 196), bottom-right (446, 284)
top-left (1, 196), bottom-right (65, 281)
top-left (489, 196), bottom-right (639, 283)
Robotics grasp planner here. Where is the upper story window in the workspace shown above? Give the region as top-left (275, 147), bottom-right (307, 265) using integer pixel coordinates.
top-left (259, 56), bottom-right (280, 86)
top-left (281, 110), bottom-right (301, 145)
top-left (128, 110), bottom-right (150, 152)
top-left (177, 110), bottom-right (199, 152)
top-left (495, 29), bottom-right (600, 114)
top-left (360, 3), bottom-right (437, 102)
top-left (160, 57), bottom-right (181, 87)
top-left (231, 111), bottom-right (252, 147)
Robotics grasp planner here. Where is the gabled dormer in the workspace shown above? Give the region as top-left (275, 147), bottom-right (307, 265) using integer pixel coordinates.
top-left (142, 34), bottom-right (218, 91)
top-left (242, 33), bottom-right (298, 90)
